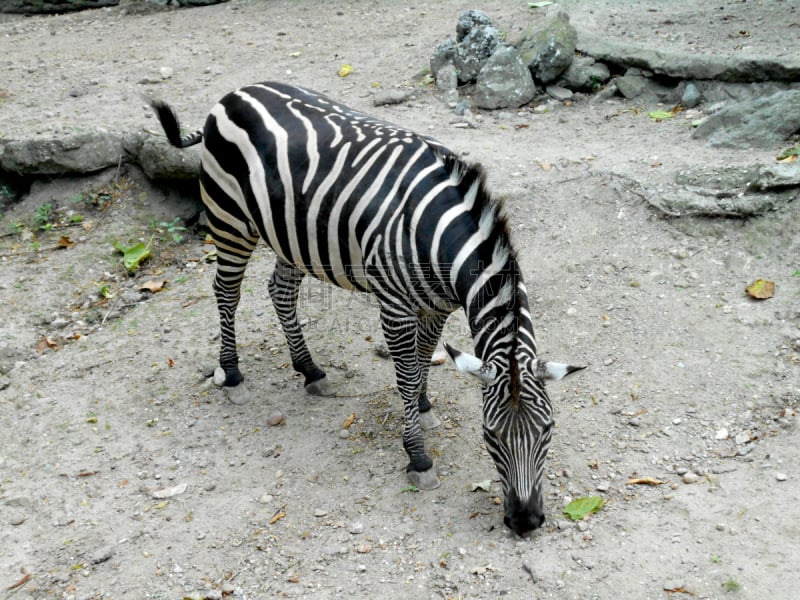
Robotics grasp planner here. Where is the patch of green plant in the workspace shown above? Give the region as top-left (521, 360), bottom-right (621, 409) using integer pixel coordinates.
top-left (792, 269), bottom-right (800, 277)
top-left (400, 485), bottom-right (420, 493)
top-left (723, 578), bottom-right (741, 592)
top-left (152, 216), bottom-right (188, 243)
top-left (113, 239), bottom-right (151, 272)
top-left (711, 554), bottom-right (722, 564)
top-left (34, 202), bottom-right (55, 230)
top-left (69, 214), bottom-right (84, 224)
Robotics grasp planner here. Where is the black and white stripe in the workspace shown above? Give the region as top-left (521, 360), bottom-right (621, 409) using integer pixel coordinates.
top-left (151, 82), bottom-right (582, 535)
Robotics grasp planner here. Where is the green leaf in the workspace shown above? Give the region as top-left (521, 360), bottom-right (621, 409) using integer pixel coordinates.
top-left (528, 1), bottom-right (554, 7)
top-left (776, 146), bottom-right (799, 161)
top-left (648, 110), bottom-right (674, 121)
top-left (792, 269), bottom-right (800, 277)
top-left (563, 496), bottom-right (605, 521)
top-left (400, 485), bottom-right (420, 493)
top-left (113, 241), bottom-right (151, 272)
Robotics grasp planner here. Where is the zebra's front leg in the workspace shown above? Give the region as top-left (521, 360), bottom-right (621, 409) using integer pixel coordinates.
top-left (268, 259), bottom-right (332, 396)
top-left (416, 313), bottom-right (448, 431)
top-left (380, 308), bottom-right (440, 490)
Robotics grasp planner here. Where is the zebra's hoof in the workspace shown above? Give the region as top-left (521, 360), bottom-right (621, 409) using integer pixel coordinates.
top-left (407, 467), bottom-right (440, 490)
top-left (224, 382), bottom-right (252, 405)
top-left (418, 410), bottom-right (441, 431)
top-left (305, 377), bottom-right (335, 397)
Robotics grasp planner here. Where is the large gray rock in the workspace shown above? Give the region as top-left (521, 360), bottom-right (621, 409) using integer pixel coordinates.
top-left (615, 69), bottom-right (679, 103)
top-left (474, 46), bottom-right (535, 110)
top-left (0, 0), bottom-right (119, 13)
top-left (649, 163), bottom-right (800, 217)
top-left (578, 34), bottom-right (800, 83)
top-left (0, 132), bottom-right (124, 175)
top-left (126, 132), bottom-right (201, 180)
top-left (559, 56), bottom-right (610, 92)
top-left (692, 90), bottom-right (800, 148)
top-left (453, 13), bottom-right (501, 83)
top-left (430, 10), bottom-right (500, 86)
top-left (517, 11), bottom-right (577, 84)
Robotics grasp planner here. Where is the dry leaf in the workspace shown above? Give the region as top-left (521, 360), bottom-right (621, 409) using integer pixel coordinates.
top-left (342, 412), bottom-right (355, 429)
top-left (745, 279), bottom-right (775, 300)
top-left (36, 336), bottom-right (58, 353)
top-left (269, 510), bottom-right (286, 525)
top-left (167, 357), bottom-right (174, 368)
top-left (58, 236), bottom-right (76, 248)
top-left (286, 576), bottom-right (300, 583)
top-left (664, 586), bottom-right (696, 596)
top-left (627, 477), bottom-right (664, 486)
top-left (6, 569), bottom-right (31, 591)
top-left (338, 64), bottom-right (353, 77)
top-left (140, 279), bottom-right (167, 293)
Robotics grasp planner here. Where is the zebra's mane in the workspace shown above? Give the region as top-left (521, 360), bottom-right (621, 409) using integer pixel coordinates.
top-left (439, 152), bottom-right (526, 403)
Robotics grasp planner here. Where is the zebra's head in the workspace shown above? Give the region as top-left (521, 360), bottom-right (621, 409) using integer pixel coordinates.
top-left (444, 343), bottom-right (584, 535)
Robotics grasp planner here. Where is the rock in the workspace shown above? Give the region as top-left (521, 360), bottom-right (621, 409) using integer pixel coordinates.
top-left (692, 90), bottom-right (800, 148)
top-left (517, 11), bottom-right (577, 84)
top-left (338, 429), bottom-right (351, 439)
top-left (559, 56), bottom-right (610, 92)
top-left (0, 0), bottom-right (119, 13)
top-left (9, 512), bottom-right (25, 526)
top-left (434, 64), bottom-right (458, 93)
top-left (545, 85), bottom-right (573, 102)
top-left (267, 412), bottom-right (285, 426)
top-left (258, 493), bottom-right (273, 505)
top-left (0, 375), bottom-right (10, 391)
top-left (453, 12), bottom-right (501, 83)
top-left (126, 132), bottom-right (201, 180)
top-left (430, 39), bottom-right (457, 80)
top-left (578, 34), bottom-right (800, 82)
top-left (776, 472), bottom-right (787, 481)
top-left (474, 46), bottom-right (536, 110)
top-left (615, 72), bottom-right (648, 100)
top-left (454, 99), bottom-right (471, 116)
top-left (213, 367), bottom-right (226, 387)
top-left (456, 9), bottom-right (493, 41)
top-left (159, 66), bottom-right (174, 80)
top-left (0, 132), bottom-right (125, 176)
top-left (682, 82), bottom-right (702, 108)
top-left (648, 162), bottom-right (800, 218)
top-left (734, 431), bottom-right (752, 445)
top-left (152, 483), bottom-right (188, 499)
top-left (373, 90), bottom-right (411, 107)
top-left (91, 545), bottom-right (115, 565)
top-left (715, 428), bottom-right (729, 440)
top-left (348, 521), bottom-right (364, 534)
top-left (682, 472), bottom-right (699, 484)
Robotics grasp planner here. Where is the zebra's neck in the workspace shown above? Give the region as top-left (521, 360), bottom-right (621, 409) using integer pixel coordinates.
top-left (462, 256), bottom-right (536, 365)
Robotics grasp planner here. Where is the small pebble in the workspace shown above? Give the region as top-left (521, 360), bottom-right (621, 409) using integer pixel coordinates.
top-left (91, 545), bottom-right (115, 564)
top-left (682, 472), bottom-right (699, 484)
top-left (314, 509), bottom-right (328, 517)
top-left (338, 429), bottom-right (351, 439)
top-left (267, 412), bottom-right (285, 426)
top-left (348, 521), bottom-right (364, 534)
top-left (9, 512), bottom-right (25, 526)
top-left (213, 367), bottom-right (226, 387)
top-left (776, 472), bottom-right (787, 481)
top-left (258, 493), bottom-right (273, 505)
top-left (715, 428), bottom-right (729, 440)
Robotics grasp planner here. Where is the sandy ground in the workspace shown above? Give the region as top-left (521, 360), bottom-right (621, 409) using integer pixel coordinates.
top-left (1, 1), bottom-right (799, 599)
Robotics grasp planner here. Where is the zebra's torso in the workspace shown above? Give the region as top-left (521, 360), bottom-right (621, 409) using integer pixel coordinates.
top-left (200, 81), bottom-right (463, 312)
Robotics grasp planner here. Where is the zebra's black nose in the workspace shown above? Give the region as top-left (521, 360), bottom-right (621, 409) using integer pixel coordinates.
top-left (503, 492), bottom-right (545, 535)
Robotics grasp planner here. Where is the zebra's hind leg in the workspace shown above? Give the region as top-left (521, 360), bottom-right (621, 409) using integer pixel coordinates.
top-left (268, 259), bottom-right (333, 396)
top-left (379, 307), bottom-right (440, 490)
top-left (415, 313), bottom-right (448, 431)
top-left (212, 232), bottom-right (258, 405)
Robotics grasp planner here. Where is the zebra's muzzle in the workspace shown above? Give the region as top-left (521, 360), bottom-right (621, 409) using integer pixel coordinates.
top-left (503, 491), bottom-right (545, 535)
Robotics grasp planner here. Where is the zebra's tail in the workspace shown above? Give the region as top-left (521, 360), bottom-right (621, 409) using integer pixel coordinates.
top-left (150, 100), bottom-right (203, 148)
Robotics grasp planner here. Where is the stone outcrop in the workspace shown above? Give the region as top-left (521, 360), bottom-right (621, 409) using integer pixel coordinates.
top-left (474, 46), bottom-right (535, 110)
top-left (693, 90), bottom-right (800, 148)
top-left (517, 11), bottom-right (578, 84)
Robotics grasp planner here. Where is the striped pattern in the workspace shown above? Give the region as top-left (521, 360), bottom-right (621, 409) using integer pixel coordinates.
top-left (151, 82), bottom-right (573, 534)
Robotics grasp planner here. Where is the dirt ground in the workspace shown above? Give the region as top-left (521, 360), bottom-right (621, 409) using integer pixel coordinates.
top-left (1, 1), bottom-right (799, 599)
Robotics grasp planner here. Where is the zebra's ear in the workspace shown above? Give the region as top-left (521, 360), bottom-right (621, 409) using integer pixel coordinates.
top-left (443, 343), bottom-right (497, 384)
top-left (532, 359), bottom-right (587, 381)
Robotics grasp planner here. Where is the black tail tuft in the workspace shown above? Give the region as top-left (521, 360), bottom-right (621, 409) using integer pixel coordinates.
top-left (150, 100), bottom-right (203, 148)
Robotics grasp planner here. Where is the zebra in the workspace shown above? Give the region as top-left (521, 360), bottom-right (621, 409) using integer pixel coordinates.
top-left (150, 82), bottom-right (583, 535)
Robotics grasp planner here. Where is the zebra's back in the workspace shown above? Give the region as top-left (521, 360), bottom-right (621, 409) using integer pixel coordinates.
top-left (200, 81), bottom-right (455, 295)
